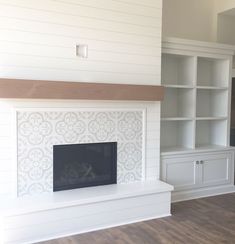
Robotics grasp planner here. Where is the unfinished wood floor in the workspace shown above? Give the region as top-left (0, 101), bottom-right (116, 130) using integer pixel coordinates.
top-left (39, 193), bottom-right (235, 244)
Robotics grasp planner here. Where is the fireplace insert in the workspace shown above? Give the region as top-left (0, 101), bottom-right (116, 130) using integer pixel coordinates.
top-left (53, 142), bottom-right (117, 191)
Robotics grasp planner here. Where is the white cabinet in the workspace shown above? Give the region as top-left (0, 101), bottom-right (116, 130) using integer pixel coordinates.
top-left (160, 38), bottom-right (235, 201)
top-left (161, 157), bottom-right (198, 191)
top-left (199, 154), bottom-right (231, 187)
top-left (161, 151), bottom-right (234, 192)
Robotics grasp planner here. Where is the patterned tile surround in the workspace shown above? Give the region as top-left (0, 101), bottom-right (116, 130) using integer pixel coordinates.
top-left (17, 110), bottom-right (144, 196)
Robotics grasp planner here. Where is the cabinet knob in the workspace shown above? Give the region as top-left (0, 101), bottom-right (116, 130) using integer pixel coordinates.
top-left (200, 160), bottom-right (204, 164)
top-left (196, 161), bottom-right (199, 165)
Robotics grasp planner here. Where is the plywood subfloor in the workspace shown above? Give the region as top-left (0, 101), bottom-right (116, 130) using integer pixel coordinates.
top-left (39, 193), bottom-right (235, 244)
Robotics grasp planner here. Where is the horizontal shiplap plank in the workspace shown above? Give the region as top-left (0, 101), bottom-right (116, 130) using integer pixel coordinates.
top-left (0, 113), bottom-right (11, 125)
top-left (0, 160), bottom-right (13, 172)
top-left (146, 141), bottom-right (160, 150)
top-left (0, 1), bottom-right (161, 28)
top-left (0, 125), bottom-right (11, 137)
top-left (112, 0), bottom-right (161, 8)
top-left (0, 41), bottom-right (161, 66)
top-left (147, 133), bottom-right (160, 141)
top-left (0, 183), bottom-right (12, 194)
top-left (0, 30), bottom-right (161, 56)
top-left (0, 137), bottom-right (11, 147)
top-left (0, 66), bottom-right (160, 85)
top-left (0, 149), bottom-right (12, 159)
top-left (51, 0), bottom-right (161, 18)
top-left (0, 103), bottom-right (11, 107)
top-left (146, 159), bottom-right (158, 168)
top-left (145, 172), bottom-right (159, 180)
top-left (0, 17), bottom-right (160, 46)
top-left (0, 54), bottom-right (160, 76)
top-left (0, 172), bottom-right (14, 183)
top-left (0, 5), bottom-right (160, 37)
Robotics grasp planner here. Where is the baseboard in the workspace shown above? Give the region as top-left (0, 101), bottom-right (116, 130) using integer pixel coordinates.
top-left (172, 185), bottom-right (235, 203)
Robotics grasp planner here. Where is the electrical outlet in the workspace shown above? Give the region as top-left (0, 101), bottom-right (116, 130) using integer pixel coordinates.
top-left (76, 44), bottom-right (88, 58)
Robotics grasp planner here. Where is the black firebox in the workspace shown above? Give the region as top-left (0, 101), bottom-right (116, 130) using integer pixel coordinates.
top-left (53, 142), bottom-right (117, 192)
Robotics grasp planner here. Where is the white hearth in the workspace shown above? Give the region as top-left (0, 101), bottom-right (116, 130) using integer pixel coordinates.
top-left (0, 181), bottom-right (173, 244)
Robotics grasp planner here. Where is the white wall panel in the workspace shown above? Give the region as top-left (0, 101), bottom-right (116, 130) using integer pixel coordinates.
top-left (0, 0), bottom-right (162, 198)
top-left (0, 0), bottom-right (162, 84)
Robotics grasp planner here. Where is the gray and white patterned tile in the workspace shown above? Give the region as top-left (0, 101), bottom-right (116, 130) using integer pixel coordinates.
top-left (55, 112), bottom-right (86, 143)
top-left (87, 112), bottom-right (116, 142)
top-left (18, 112), bottom-right (52, 145)
top-left (117, 141), bottom-right (142, 183)
top-left (17, 110), bottom-right (144, 196)
top-left (117, 112), bottom-right (142, 141)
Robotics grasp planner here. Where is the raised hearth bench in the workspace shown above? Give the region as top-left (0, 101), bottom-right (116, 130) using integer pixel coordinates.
top-left (0, 181), bottom-right (173, 244)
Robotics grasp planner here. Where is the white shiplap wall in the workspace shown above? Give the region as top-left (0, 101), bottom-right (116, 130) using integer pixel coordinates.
top-left (0, 0), bottom-right (162, 84)
top-left (0, 101), bottom-right (16, 198)
top-left (0, 0), bottom-right (162, 198)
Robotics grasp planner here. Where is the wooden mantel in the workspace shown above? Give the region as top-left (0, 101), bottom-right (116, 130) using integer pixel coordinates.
top-left (0, 78), bottom-right (164, 101)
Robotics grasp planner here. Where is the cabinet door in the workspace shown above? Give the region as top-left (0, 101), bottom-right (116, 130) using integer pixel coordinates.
top-left (161, 157), bottom-right (199, 191)
top-left (199, 153), bottom-right (232, 187)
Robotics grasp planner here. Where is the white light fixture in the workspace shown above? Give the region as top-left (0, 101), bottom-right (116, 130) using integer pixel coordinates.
top-left (76, 44), bottom-right (88, 58)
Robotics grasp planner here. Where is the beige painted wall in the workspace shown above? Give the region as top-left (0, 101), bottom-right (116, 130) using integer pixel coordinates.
top-left (215, 1), bottom-right (235, 45)
top-left (217, 14), bottom-right (235, 45)
top-left (215, 0), bottom-right (235, 13)
top-left (162, 0), bottom-right (235, 42)
top-left (162, 0), bottom-right (216, 41)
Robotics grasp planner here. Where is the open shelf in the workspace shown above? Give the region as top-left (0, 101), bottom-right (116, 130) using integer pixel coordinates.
top-left (161, 43), bottom-right (231, 155)
top-left (196, 86), bottom-right (228, 90)
top-left (161, 87), bottom-right (195, 118)
top-left (161, 117), bottom-right (193, 121)
top-left (197, 57), bottom-right (229, 87)
top-left (196, 89), bottom-right (228, 117)
top-left (161, 120), bottom-right (194, 151)
top-left (195, 120), bottom-right (228, 147)
top-left (165, 84), bottom-right (194, 89)
top-left (161, 146), bottom-right (194, 154)
top-left (162, 53), bottom-right (195, 86)
top-left (195, 145), bottom-right (228, 151)
top-left (196, 117), bottom-right (227, 121)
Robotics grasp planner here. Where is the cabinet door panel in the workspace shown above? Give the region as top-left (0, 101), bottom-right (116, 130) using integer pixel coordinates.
top-left (200, 154), bottom-right (231, 187)
top-left (162, 158), bottom-right (198, 191)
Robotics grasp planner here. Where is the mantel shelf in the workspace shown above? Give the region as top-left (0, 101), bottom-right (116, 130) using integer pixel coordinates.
top-left (0, 78), bottom-right (164, 101)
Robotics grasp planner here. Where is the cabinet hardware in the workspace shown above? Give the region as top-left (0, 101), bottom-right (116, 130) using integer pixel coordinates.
top-left (196, 161), bottom-right (199, 165)
top-left (200, 160), bottom-right (203, 164)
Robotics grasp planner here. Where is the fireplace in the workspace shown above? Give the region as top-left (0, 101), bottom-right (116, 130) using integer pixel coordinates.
top-left (53, 142), bottom-right (117, 191)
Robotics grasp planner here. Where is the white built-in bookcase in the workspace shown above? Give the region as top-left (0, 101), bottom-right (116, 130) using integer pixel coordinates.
top-left (161, 38), bottom-right (234, 153)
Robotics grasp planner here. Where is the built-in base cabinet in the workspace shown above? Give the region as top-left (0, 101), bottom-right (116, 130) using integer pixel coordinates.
top-left (161, 150), bottom-right (235, 201)
top-left (161, 157), bottom-right (198, 191)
